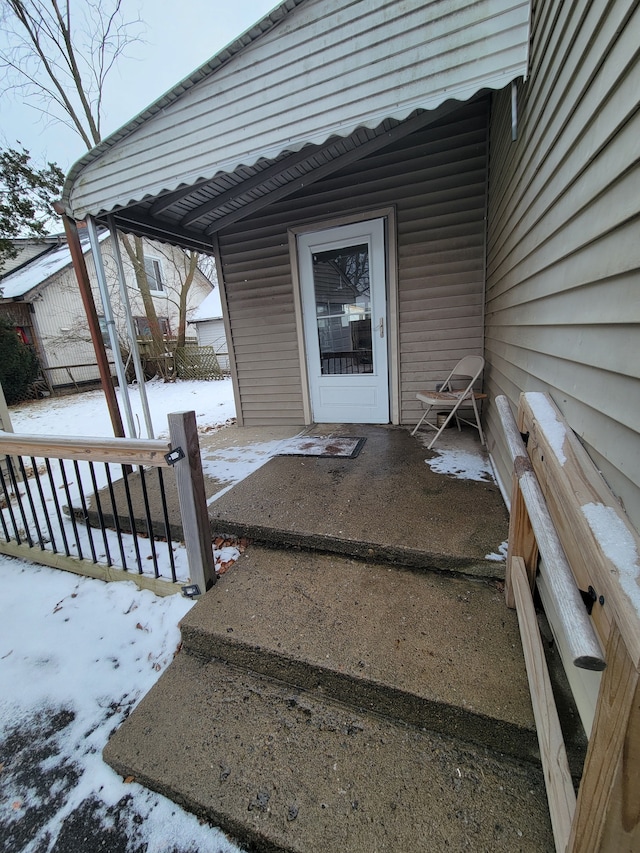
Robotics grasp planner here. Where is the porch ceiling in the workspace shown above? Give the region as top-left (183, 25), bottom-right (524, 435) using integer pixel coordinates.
top-left (88, 100), bottom-right (474, 253)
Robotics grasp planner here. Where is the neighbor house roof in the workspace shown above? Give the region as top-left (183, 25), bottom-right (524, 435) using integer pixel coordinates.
top-left (190, 287), bottom-right (223, 321)
top-left (61, 0), bottom-right (530, 249)
top-left (0, 230), bottom-right (108, 300)
top-left (0, 236), bottom-right (65, 278)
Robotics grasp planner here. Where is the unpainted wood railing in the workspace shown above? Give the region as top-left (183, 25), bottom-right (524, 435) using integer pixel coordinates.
top-left (497, 392), bottom-right (640, 853)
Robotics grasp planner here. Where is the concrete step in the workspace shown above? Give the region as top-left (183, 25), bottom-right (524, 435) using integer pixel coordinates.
top-left (182, 546), bottom-right (541, 761)
top-left (104, 653), bottom-right (556, 853)
top-left (103, 547), bottom-right (586, 852)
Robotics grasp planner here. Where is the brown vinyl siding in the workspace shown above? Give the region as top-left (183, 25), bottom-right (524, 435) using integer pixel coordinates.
top-left (217, 99), bottom-right (489, 426)
top-left (485, 0), bottom-right (640, 528)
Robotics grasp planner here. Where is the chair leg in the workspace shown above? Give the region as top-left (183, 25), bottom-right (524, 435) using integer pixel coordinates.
top-left (411, 405), bottom-right (433, 436)
top-left (471, 395), bottom-right (485, 445)
top-left (426, 407), bottom-right (459, 450)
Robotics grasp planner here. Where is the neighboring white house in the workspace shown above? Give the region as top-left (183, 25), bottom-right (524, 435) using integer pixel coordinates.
top-left (190, 286), bottom-right (230, 372)
top-left (0, 228), bottom-right (214, 393)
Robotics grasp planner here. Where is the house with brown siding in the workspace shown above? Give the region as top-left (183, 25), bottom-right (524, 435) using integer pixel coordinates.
top-left (60, 0), bottom-right (638, 534)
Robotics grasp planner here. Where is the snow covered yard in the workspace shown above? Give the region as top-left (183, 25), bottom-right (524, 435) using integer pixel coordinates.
top-left (8, 378), bottom-right (237, 440)
top-left (1, 380), bottom-right (246, 852)
top-left (0, 561), bottom-right (243, 853)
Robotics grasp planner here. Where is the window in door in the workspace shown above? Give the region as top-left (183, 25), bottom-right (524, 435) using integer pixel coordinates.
top-left (313, 243), bottom-right (372, 375)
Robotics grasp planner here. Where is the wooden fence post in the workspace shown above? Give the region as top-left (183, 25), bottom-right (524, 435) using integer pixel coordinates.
top-left (497, 395), bottom-right (539, 607)
top-left (567, 626), bottom-right (640, 852)
top-left (168, 411), bottom-right (216, 593)
top-left (506, 463), bottom-right (539, 608)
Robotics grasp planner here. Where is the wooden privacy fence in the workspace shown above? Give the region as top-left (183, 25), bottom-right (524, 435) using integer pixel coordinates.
top-left (174, 346), bottom-right (223, 380)
top-left (0, 411), bottom-right (215, 597)
top-left (497, 392), bottom-right (640, 853)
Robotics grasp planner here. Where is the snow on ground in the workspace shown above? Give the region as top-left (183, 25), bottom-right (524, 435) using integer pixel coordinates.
top-left (201, 440), bottom-right (292, 504)
top-left (1, 380), bottom-right (245, 852)
top-left (9, 378), bottom-right (237, 439)
top-left (425, 448), bottom-right (494, 482)
top-left (0, 559), bottom-right (243, 853)
top-left (485, 540), bottom-right (508, 562)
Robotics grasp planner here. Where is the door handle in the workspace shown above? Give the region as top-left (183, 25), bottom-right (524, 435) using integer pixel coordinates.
top-left (379, 317), bottom-right (384, 338)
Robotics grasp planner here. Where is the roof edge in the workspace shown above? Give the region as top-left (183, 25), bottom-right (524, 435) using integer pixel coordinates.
top-left (61, 0), bottom-right (305, 215)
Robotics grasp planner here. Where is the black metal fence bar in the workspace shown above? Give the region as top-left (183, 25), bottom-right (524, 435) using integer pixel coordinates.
top-left (0, 462), bottom-right (14, 542)
top-left (45, 457), bottom-right (71, 556)
top-left (104, 463), bottom-right (128, 571)
top-left (17, 457), bottom-right (46, 550)
top-left (88, 461), bottom-right (112, 567)
top-left (58, 458), bottom-right (83, 558)
top-left (7, 457), bottom-right (33, 547)
top-left (30, 456), bottom-right (58, 552)
top-left (73, 459), bottom-right (98, 563)
top-left (0, 459), bottom-right (22, 543)
top-left (120, 465), bottom-right (144, 572)
top-left (137, 466), bottom-right (159, 578)
top-left (156, 467), bottom-right (177, 583)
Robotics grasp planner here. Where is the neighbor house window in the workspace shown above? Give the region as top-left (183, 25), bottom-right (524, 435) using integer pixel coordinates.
top-left (144, 257), bottom-right (164, 292)
top-left (134, 316), bottom-right (171, 338)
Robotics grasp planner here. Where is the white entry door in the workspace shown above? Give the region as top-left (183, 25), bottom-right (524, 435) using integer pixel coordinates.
top-left (298, 219), bottom-right (389, 423)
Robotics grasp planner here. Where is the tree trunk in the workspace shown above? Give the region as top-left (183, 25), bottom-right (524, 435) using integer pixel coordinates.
top-left (176, 251), bottom-right (198, 348)
top-left (120, 233), bottom-right (168, 379)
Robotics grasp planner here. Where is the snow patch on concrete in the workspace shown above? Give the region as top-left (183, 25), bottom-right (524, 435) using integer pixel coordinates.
top-left (426, 449), bottom-right (494, 482)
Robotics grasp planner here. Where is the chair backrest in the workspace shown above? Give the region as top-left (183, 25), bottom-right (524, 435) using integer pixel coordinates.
top-left (451, 355), bottom-right (484, 380)
top-left (442, 355), bottom-right (484, 391)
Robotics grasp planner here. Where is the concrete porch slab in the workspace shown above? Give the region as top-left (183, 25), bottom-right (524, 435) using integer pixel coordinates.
top-left (207, 424), bottom-right (509, 577)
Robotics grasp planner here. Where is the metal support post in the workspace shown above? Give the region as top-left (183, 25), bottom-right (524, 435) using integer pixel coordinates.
top-left (107, 216), bottom-right (155, 438)
top-left (85, 215), bottom-right (137, 438)
top-left (56, 209), bottom-right (125, 439)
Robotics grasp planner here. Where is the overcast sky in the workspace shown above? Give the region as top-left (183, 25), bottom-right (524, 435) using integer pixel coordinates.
top-left (0, 0), bottom-right (278, 174)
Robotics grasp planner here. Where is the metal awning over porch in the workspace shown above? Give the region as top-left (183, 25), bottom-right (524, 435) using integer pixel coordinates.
top-left (61, 0), bottom-right (530, 249)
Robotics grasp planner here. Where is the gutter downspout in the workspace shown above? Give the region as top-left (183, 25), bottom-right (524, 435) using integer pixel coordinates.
top-left (108, 215), bottom-right (155, 438)
top-left (85, 216), bottom-right (136, 437)
top-left (55, 206), bottom-right (125, 438)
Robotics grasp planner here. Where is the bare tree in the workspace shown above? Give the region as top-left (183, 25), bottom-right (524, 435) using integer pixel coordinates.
top-left (161, 245), bottom-right (199, 349)
top-left (0, 0), bottom-right (143, 149)
top-left (1, 0), bottom-right (205, 380)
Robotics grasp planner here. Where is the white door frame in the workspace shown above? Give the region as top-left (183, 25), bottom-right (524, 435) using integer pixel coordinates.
top-left (289, 207), bottom-right (399, 424)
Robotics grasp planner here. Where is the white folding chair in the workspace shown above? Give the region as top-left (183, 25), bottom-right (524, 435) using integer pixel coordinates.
top-left (411, 355), bottom-right (486, 449)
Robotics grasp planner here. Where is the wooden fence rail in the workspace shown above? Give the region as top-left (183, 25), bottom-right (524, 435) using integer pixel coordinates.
top-left (498, 392), bottom-right (640, 852)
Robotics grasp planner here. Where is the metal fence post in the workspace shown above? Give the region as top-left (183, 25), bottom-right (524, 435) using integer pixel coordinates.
top-left (167, 411), bottom-right (216, 593)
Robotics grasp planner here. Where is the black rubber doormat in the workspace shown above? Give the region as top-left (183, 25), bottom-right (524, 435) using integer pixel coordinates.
top-left (276, 436), bottom-right (366, 458)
